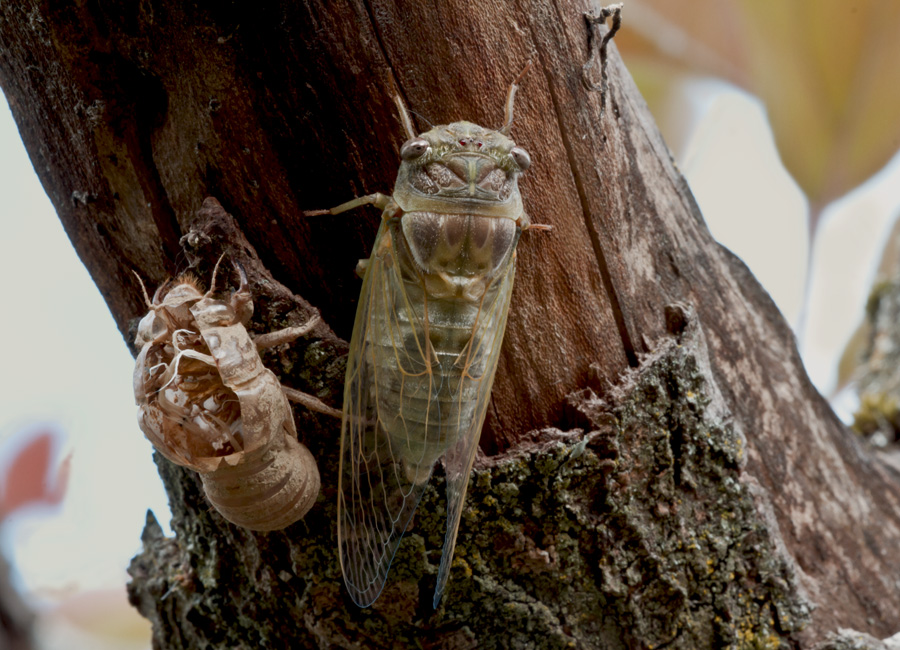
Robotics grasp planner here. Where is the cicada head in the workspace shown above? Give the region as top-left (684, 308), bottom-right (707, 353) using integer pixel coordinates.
top-left (190, 295), bottom-right (238, 331)
top-left (391, 73), bottom-right (531, 220)
top-left (393, 123), bottom-right (530, 219)
top-left (135, 274), bottom-right (204, 347)
top-left (187, 259), bottom-right (253, 332)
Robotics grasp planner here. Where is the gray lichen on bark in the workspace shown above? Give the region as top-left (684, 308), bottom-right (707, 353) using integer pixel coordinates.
top-left (127, 296), bottom-right (811, 649)
top-left (813, 629), bottom-right (900, 650)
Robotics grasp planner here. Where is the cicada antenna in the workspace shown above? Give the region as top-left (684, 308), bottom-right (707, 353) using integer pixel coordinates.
top-left (408, 107), bottom-right (433, 131)
top-left (206, 253), bottom-right (227, 297)
top-left (134, 270), bottom-right (174, 309)
top-left (393, 94), bottom-right (417, 140)
top-left (499, 60), bottom-right (533, 136)
top-left (133, 271), bottom-right (154, 309)
top-left (232, 260), bottom-right (249, 292)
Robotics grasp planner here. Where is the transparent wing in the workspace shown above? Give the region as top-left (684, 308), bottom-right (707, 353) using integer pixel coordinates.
top-left (339, 218), bottom-right (519, 608)
top-left (339, 220), bottom-right (432, 607)
top-left (432, 260), bottom-right (516, 608)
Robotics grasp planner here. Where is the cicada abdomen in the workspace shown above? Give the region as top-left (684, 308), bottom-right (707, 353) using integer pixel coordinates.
top-left (315, 66), bottom-right (543, 606)
top-left (133, 261), bottom-right (322, 531)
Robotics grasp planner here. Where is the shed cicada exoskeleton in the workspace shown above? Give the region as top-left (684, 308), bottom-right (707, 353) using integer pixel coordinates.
top-left (309, 66), bottom-right (546, 607)
top-left (133, 259), bottom-right (335, 531)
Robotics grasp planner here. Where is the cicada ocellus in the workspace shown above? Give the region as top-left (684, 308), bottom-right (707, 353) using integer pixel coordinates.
top-left (312, 66), bottom-right (544, 607)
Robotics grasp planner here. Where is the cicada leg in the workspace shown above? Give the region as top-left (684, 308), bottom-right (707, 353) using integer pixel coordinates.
top-left (252, 314), bottom-right (321, 350)
top-left (304, 189), bottom-right (400, 284)
top-left (280, 386), bottom-right (343, 420)
top-left (229, 261), bottom-right (253, 326)
top-left (303, 192), bottom-right (392, 217)
top-left (243, 313), bottom-right (339, 419)
top-left (516, 213), bottom-right (553, 233)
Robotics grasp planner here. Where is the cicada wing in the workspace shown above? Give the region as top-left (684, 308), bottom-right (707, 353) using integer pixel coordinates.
top-left (338, 221), bottom-right (433, 607)
top-left (433, 260), bottom-right (517, 608)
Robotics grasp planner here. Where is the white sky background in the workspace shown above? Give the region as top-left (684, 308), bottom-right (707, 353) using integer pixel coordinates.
top-left (0, 96), bottom-right (170, 608)
top-left (0, 78), bottom-right (898, 644)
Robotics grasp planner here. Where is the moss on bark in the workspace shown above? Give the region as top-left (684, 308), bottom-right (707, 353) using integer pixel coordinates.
top-left (128, 304), bottom-right (810, 649)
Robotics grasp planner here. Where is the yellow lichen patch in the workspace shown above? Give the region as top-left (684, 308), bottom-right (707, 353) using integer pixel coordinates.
top-left (852, 392), bottom-right (899, 437)
top-left (734, 612), bottom-right (783, 650)
top-left (451, 555), bottom-right (473, 579)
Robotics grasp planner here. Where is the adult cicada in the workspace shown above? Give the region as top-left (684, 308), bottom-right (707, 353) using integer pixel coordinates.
top-left (310, 66), bottom-right (544, 607)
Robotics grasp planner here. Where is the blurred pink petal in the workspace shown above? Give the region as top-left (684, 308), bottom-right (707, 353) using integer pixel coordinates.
top-left (1, 429), bottom-right (71, 521)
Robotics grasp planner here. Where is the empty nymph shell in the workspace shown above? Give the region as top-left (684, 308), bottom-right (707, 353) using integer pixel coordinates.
top-left (133, 260), bottom-right (323, 531)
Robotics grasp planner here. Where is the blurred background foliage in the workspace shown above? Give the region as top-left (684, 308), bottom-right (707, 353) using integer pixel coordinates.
top-left (614, 0), bottom-right (900, 417)
top-left (615, 0), bottom-right (900, 236)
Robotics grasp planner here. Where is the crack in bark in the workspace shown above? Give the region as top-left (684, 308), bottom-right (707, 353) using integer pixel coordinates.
top-left (518, 0), bottom-right (639, 369)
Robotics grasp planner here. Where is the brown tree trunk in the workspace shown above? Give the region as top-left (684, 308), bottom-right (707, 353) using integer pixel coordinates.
top-left (1, 2), bottom-right (899, 648)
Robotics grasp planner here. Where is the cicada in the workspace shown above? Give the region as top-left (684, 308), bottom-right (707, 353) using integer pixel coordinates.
top-left (310, 66), bottom-right (545, 607)
top-left (133, 260), bottom-right (333, 531)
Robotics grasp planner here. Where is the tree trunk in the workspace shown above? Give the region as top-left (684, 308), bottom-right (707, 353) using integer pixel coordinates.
top-left (852, 223), bottom-right (900, 451)
top-left (2, 2), bottom-right (899, 648)
top-left (0, 551), bottom-right (33, 650)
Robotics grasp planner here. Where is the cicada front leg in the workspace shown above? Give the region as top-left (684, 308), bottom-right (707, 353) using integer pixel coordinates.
top-left (218, 261), bottom-right (340, 420)
top-left (253, 313), bottom-right (320, 349)
top-left (304, 193), bottom-right (402, 282)
top-left (303, 192), bottom-right (392, 217)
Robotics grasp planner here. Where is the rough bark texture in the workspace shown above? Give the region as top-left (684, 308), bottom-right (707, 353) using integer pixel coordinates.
top-left (2, 1), bottom-right (899, 648)
top-left (848, 223), bottom-right (900, 494)
top-left (813, 630), bottom-right (900, 650)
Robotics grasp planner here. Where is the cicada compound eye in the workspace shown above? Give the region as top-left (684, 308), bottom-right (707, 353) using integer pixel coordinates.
top-left (510, 146), bottom-right (531, 171)
top-left (400, 138), bottom-right (430, 160)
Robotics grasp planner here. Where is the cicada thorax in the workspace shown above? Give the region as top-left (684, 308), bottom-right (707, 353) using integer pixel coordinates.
top-left (375, 210), bottom-right (521, 483)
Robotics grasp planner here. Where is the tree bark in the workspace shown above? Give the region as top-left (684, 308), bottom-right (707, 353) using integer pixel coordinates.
top-left (0, 551), bottom-right (33, 650)
top-left (1, 1), bottom-right (899, 648)
top-left (851, 224), bottom-right (900, 450)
